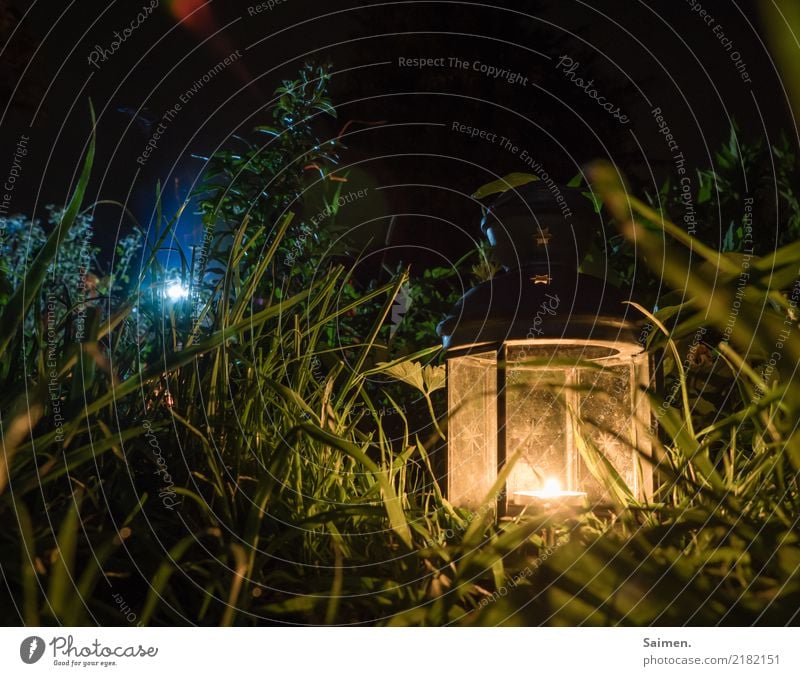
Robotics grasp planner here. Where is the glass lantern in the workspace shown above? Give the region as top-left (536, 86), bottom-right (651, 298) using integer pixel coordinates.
top-left (438, 185), bottom-right (653, 516)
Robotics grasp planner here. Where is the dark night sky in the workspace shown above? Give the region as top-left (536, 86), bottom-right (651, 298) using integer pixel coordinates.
top-left (0, 0), bottom-right (794, 274)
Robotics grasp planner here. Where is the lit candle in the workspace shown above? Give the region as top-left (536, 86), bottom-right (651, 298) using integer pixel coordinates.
top-left (513, 478), bottom-right (587, 507)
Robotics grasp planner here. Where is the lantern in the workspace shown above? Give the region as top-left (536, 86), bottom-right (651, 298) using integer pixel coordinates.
top-left (438, 184), bottom-right (653, 516)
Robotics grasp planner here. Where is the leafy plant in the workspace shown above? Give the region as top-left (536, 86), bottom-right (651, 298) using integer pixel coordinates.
top-left (4, 52), bottom-right (800, 629)
top-left (193, 62), bottom-right (347, 293)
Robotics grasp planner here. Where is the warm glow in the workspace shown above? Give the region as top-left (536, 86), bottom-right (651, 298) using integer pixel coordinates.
top-left (512, 477), bottom-right (587, 506)
top-left (541, 477), bottom-right (562, 496)
top-left (445, 343), bottom-right (652, 513)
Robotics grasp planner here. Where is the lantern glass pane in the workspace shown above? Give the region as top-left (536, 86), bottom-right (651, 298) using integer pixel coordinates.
top-left (447, 352), bottom-right (497, 510)
top-left (577, 363), bottom-right (635, 499)
top-left (506, 362), bottom-right (568, 497)
top-left (504, 342), bottom-right (650, 506)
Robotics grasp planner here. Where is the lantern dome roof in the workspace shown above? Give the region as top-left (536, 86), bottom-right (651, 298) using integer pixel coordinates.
top-left (437, 263), bottom-right (642, 353)
top-left (480, 183), bottom-right (600, 271)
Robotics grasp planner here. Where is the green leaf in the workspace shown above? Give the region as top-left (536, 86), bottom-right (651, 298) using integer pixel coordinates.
top-left (472, 173), bottom-right (539, 200)
top-left (140, 534), bottom-right (200, 626)
top-left (581, 190), bottom-right (603, 213)
top-left (297, 422), bottom-right (412, 549)
top-left (47, 490), bottom-right (84, 621)
top-left (377, 358), bottom-right (445, 395)
top-left (567, 172), bottom-right (584, 188)
top-left (13, 498), bottom-right (39, 626)
top-left (696, 172), bottom-right (714, 204)
top-left (380, 360), bottom-right (424, 392)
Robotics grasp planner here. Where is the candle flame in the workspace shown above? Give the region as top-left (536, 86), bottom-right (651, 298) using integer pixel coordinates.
top-left (541, 478), bottom-right (562, 496)
top-left (512, 478), bottom-right (587, 505)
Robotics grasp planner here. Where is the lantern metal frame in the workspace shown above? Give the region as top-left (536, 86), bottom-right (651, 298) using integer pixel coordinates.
top-left (437, 185), bottom-right (654, 517)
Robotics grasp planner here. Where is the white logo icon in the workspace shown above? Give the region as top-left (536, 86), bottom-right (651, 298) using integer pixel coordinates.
top-left (20, 636), bottom-right (45, 664)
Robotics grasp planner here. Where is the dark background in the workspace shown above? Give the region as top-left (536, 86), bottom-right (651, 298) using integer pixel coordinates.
top-left (0, 0), bottom-right (792, 271)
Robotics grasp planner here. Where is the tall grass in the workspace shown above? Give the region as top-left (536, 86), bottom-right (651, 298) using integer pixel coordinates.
top-left (470, 163), bottom-right (800, 626)
top-left (3, 42), bottom-right (800, 624)
top-left (0, 106), bottom-right (463, 625)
